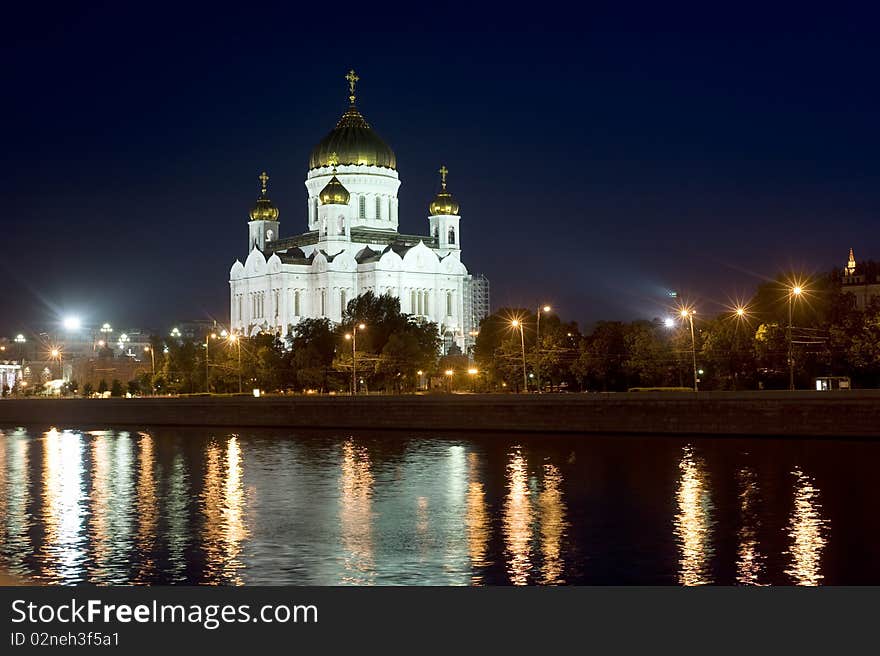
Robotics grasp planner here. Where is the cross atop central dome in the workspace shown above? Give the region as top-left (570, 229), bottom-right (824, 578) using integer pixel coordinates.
top-left (308, 70), bottom-right (397, 170)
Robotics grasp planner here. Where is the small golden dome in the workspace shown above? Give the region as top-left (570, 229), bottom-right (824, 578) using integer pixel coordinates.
top-left (249, 171), bottom-right (280, 222)
top-left (429, 165), bottom-right (460, 215)
top-left (319, 167), bottom-right (350, 205)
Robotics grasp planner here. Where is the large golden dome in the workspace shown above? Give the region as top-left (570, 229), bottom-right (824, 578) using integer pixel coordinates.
top-left (249, 171), bottom-right (279, 221)
top-left (309, 70), bottom-right (395, 170)
top-left (429, 165), bottom-right (460, 215)
top-left (309, 106), bottom-right (396, 170)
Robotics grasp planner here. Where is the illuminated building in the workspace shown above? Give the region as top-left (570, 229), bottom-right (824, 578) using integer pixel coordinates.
top-left (841, 247), bottom-right (880, 310)
top-left (229, 70), bottom-right (485, 353)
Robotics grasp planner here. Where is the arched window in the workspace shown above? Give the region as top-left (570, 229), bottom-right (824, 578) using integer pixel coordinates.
top-left (337, 215), bottom-right (345, 235)
top-left (340, 289), bottom-right (347, 312)
top-left (294, 290), bottom-right (301, 316)
top-left (359, 196), bottom-right (366, 218)
top-left (411, 290), bottom-right (417, 314)
top-left (266, 229), bottom-right (274, 242)
top-left (320, 290), bottom-right (326, 316)
top-left (375, 195), bottom-right (382, 219)
top-left (448, 227), bottom-right (456, 244)
top-left (447, 291), bottom-right (453, 317)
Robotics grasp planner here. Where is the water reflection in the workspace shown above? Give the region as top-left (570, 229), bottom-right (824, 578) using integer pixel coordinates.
top-left (134, 432), bottom-right (158, 583)
top-left (503, 447), bottom-right (532, 585)
top-left (201, 435), bottom-right (248, 584)
top-left (339, 438), bottom-right (375, 584)
top-left (784, 468), bottom-right (829, 586)
top-left (0, 429), bottom-right (31, 577)
top-left (39, 429), bottom-right (88, 584)
top-left (466, 452), bottom-right (490, 582)
top-left (673, 445), bottom-right (715, 586)
top-left (0, 428), bottom-right (872, 585)
top-left (538, 463), bottom-right (567, 584)
top-left (735, 466), bottom-right (765, 586)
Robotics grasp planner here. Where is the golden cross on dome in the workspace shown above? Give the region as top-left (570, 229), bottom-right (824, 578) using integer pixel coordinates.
top-left (439, 165), bottom-right (449, 188)
top-left (327, 152), bottom-right (339, 169)
top-left (259, 171), bottom-right (269, 194)
top-left (345, 69), bottom-right (359, 105)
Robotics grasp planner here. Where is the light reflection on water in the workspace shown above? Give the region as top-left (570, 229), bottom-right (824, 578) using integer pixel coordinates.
top-left (0, 427), bottom-right (871, 585)
top-left (673, 445), bottom-right (715, 586)
top-left (784, 468), bottom-right (829, 586)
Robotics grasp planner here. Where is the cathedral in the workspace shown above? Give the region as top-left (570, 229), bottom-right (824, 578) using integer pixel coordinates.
top-left (229, 71), bottom-right (486, 353)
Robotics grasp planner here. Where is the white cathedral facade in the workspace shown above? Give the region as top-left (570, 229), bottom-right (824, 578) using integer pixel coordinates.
top-left (229, 71), bottom-right (481, 353)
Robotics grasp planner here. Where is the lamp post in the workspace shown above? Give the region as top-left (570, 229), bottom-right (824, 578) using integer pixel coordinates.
top-left (468, 367), bottom-right (478, 393)
top-left (535, 304), bottom-right (551, 393)
top-left (445, 369), bottom-right (454, 393)
top-left (205, 332), bottom-right (217, 393)
top-left (511, 319), bottom-right (528, 392)
top-left (680, 308), bottom-right (698, 392)
top-left (344, 323), bottom-right (366, 395)
top-left (14, 335), bottom-right (25, 386)
top-left (229, 334), bottom-right (242, 393)
top-left (50, 348), bottom-right (62, 383)
top-left (788, 286), bottom-right (803, 391)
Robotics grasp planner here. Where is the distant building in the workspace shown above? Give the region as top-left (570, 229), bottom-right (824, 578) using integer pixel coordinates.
top-left (463, 273), bottom-right (490, 345)
top-left (841, 248), bottom-right (880, 310)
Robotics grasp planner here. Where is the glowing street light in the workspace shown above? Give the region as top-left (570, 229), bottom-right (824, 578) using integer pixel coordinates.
top-left (535, 304), bottom-right (552, 393)
top-left (227, 333), bottom-right (242, 393)
top-left (204, 332), bottom-right (218, 393)
top-left (345, 322), bottom-right (367, 395)
top-left (170, 327), bottom-right (181, 338)
top-left (143, 346), bottom-right (155, 377)
top-left (444, 368), bottom-right (454, 393)
top-left (788, 283), bottom-right (806, 391)
top-left (510, 318), bottom-right (528, 392)
top-left (468, 367), bottom-right (479, 393)
top-left (49, 347), bottom-right (63, 382)
top-left (100, 323), bottom-right (113, 334)
top-left (62, 316), bottom-right (81, 331)
top-left (663, 317), bottom-right (675, 328)
top-left (678, 307), bottom-right (698, 392)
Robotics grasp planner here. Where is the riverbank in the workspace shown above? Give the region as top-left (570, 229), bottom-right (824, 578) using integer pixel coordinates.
top-left (1, 391), bottom-right (879, 437)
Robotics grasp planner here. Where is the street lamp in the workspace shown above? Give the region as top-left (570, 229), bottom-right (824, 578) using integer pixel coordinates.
top-left (679, 308), bottom-right (698, 392)
top-left (62, 316), bottom-right (81, 331)
top-left (143, 345), bottom-right (155, 375)
top-left (14, 334), bottom-right (25, 374)
top-left (445, 369), bottom-right (454, 393)
top-left (205, 332), bottom-right (218, 393)
top-left (511, 318), bottom-right (528, 392)
top-left (468, 367), bottom-right (479, 393)
top-left (50, 347), bottom-right (63, 382)
top-left (788, 285), bottom-right (804, 391)
top-left (228, 333), bottom-right (242, 393)
top-left (344, 323), bottom-right (366, 395)
top-left (535, 304), bottom-right (552, 393)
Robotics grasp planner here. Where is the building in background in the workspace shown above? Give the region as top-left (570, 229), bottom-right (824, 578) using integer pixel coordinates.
top-left (463, 273), bottom-right (491, 352)
top-left (229, 71), bottom-right (482, 354)
top-left (841, 248), bottom-right (880, 310)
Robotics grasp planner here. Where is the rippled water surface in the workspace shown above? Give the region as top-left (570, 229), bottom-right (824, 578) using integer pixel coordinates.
top-left (0, 426), bottom-right (877, 585)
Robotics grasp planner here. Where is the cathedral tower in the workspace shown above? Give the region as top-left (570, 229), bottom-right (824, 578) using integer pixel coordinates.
top-left (317, 154), bottom-right (352, 244)
top-left (428, 165), bottom-right (461, 253)
top-left (248, 171), bottom-right (280, 251)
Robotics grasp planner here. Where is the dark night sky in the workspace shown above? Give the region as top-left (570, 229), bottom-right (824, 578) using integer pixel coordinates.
top-left (2, 4), bottom-right (878, 334)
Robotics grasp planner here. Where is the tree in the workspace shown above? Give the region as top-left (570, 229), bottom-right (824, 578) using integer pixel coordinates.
top-left (82, 382), bottom-right (93, 397)
top-left (127, 379), bottom-right (141, 396)
top-left (98, 379), bottom-right (108, 395)
top-left (110, 379), bottom-right (124, 397)
top-left (291, 318), bottom-right (338, 392)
